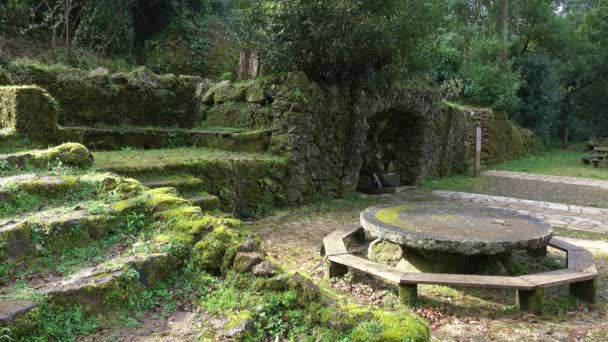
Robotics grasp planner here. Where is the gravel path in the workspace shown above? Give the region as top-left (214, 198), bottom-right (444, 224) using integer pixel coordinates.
top-left (449, 175), bottom-right (608, 208)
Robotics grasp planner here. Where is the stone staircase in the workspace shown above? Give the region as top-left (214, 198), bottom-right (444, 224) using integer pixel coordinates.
top-left (61, 126), bottom-right (272, 153)
top-left (140, 176), bottom-right (220, 212)
top-left (0, 171), bottom-right (244, 334)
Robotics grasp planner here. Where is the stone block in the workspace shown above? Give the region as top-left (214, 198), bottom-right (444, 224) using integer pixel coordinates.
top-left (0, 86), bottom-right (59, 144)
top-left (368, 239), bottom-right (404, 264)
top-left (382, 173), bottom-right (401, 187)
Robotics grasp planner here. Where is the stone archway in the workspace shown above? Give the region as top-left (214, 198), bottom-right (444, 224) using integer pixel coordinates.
top-left (362, 106), bottom-right (428, 185)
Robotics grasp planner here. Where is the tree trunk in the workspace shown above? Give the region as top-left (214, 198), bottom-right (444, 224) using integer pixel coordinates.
top-left (249, 52), bottom-right (261, 79)
top-left (238, 50), bottom-right (251, 80)
top-left (65, 0), bottom-right (72, 59)
top-left (562, 126), bottom-right (569, 149)
top-left (500, 0), bottom-right (509, 63)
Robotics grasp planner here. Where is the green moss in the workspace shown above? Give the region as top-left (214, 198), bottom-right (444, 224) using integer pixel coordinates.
top-left (7, 61), bottom-right (199, 128)
top-left (374, 205), bottom-right (417, 230)
top-left (193, 225), bottom-right (243, 273)
top-left (0, 86), bottom-right (59, 144)
top-left (1, 143), bottom-right (95, 169)
top-left (350, 310), bottom-right (429, 342)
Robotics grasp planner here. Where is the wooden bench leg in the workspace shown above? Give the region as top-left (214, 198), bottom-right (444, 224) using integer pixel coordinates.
top-left (398, 284), bottom-right (418, 306)
top-left (325, 259), bottom-right (348, 279)
top-left (570, 278), bottom-right (597, 304)
top-left (516, 288), bottom-right (544, 315)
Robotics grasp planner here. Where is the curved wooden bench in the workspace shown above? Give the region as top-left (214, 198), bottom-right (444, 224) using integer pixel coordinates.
top-left (323, 226), bottom-right (597, 315)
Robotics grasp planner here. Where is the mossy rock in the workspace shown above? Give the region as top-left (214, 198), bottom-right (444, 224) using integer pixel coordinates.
top-left (39, 143), bottom-right (94, 166)
top-left (368, 239), bottom-right (404, 264)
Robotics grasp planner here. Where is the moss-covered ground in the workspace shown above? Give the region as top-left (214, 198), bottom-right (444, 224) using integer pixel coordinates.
top-left (93, 147), bottom-right (286, 170)
top-left (1, 144), bottom-right (429, 341)
top-left (253, 191), bottom-right (608, 341)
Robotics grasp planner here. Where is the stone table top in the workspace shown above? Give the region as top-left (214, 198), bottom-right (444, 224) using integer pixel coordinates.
top-left (361, 202), bottom-right (553, 255)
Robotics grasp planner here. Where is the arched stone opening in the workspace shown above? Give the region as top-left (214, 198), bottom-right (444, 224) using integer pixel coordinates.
top-left (360, 106), bottom-right (428, 189)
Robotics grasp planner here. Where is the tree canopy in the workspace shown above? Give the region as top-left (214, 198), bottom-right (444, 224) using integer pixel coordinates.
top-left (0, 0), bottom-right (607, 140)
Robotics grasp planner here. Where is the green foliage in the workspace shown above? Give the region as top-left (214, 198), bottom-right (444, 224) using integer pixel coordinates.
top-left (512, 54), bottom-right (561, 138)
top-left (236, 0), bottom-right (444, 82)
top-left (11, 304), bottom-right (98, 341)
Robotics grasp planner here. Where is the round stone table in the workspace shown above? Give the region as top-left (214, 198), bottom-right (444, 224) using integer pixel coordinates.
top-left (361, 202), bottom-right (553, 274)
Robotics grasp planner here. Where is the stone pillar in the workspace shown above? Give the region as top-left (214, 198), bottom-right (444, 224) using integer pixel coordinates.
top-left (570, 279), bottom-right (597, 304)
top-left (399, 284), bottom-right (418, 306)
top-left (516, 288), bottom-right (544, 315)
top-left (324, 260), bottom-right (348, 279)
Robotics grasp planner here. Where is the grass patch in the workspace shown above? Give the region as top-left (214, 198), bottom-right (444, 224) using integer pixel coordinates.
top-left (420, 174), bottom-right (485, 191)
top-left (93, 147), bottom-right (286, 170)
top-left (253, 193), bottom-right (391, 228)
top-left (491, 144), bottom-right (608, 180)
top-left (0, 183), bottom-right (100, 220)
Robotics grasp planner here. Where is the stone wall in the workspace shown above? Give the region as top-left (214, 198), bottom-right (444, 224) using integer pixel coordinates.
top-left (460, 105), bottom-right (537, 165)
top-left (2, 66), bottom-right (534, 203)
top-left (7, 63), bottom-right (203, 128)
top-left (0, 85), bottom-right (59, 144)
top-left (197, 73), bottom-right (476, 202)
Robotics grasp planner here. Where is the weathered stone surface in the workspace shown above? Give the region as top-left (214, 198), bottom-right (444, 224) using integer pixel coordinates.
top-left (246, 82), bottom-right (265, 103)
top-left (253, 261), bottom-right (276, 277)
top-left (0, 220), bottom-right (32, 260)
top-left (233, 252), bottom-right (263, 272)
top-left (87, 67), bottom-right (109, 84)
top-left (237, 235), bottom-right (259, 253)
top-left (367, 239), bottom-right (403, 263)
top-left (0, 300), bottom-right (40, 324)
top-left (361, 202), bottom-right (553, 255)
top-left (38, 253), bottom-right (175, 307)
top-left (0, 86), bottom-right (58, 144)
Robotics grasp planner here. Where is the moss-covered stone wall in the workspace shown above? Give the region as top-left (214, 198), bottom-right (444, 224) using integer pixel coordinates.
top-left (6, 63), bottom-right (203, 128)
top-left (196, 74), bottom-right (477, 202)
top-left (461, 106), bottom-right (538, 165)
top-left (0, 85), bottom-right (60, 144)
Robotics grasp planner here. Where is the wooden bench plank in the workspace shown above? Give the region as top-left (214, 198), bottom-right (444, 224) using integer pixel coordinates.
top-left (567, 249), bottom-right (595, 273)
top-left (334, 224), bottom-right (363, 240)
top-left (328, 254), bottom-right (403, 283)
top-left (519, 269), bottom-right (595, 288)
top-left (400, 273), bottom-right (534, 290)
top-left (594, 147), bottom-right (608, 152)
top-left (549, 237), bottom-right (586, 252)
top-left (323, 235), bottom-right (348, 256)
top-left (322, 225), bottom-right (362, 256)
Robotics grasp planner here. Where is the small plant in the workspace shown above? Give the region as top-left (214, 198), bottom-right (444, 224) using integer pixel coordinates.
top-left (221, 72), bottom-right (234, 81)
top-left (120, 146), bottom-right (138, 153)
top-left (124, 211), bottom-right (148, 234)
top-left (0, 327), bottom-right (12, 341)
top-left (0, 261), bottom-right (15, 285)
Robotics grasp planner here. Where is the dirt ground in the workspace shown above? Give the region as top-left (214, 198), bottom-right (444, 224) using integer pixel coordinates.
top-left (253, 188), bottom-right (608, 342)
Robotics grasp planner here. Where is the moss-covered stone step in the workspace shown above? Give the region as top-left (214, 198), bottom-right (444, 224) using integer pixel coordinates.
top-left (94, 148), bottom-right (288, 214)
top-left (141, 176), bottom-right (205, 193)
top-left (0, 208), bottom-right (117, 261)
top-left (185, 192), bottom-right (220, 211)
top-left (0, 252), bottom-right (177, 324)
top-left (0, 143), bottom-right (94, 168)
top-left (0, 174), bottom-right (80, 202)
top-left (61, 126), bottom-right (272, 153)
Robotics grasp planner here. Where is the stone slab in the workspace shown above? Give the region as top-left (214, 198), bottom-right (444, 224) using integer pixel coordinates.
top-left (361, 202), bottom-right (553, 255)
top-left (0, 300), bottom-right (40, 323)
